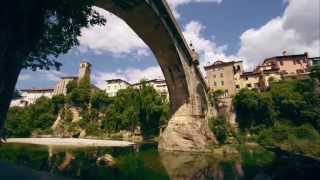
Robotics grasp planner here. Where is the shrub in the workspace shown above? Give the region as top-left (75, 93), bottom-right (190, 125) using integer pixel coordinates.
top-left (208, 116), bottom-right (229, 144)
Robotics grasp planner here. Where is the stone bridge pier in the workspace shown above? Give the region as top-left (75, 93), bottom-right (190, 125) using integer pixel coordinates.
top-left (96, 0), bottom-right (217, 152)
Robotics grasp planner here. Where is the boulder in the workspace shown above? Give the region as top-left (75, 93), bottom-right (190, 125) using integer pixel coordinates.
top-left (159, 115), bottom-right (217, 152)
top-left (96, 154), bottom-right (116, 167)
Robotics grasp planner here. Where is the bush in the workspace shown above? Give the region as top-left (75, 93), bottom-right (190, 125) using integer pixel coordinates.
top-left (208, 116), bottom-right (229, 144)
top-left (257, 122), bottom-right (320, 156)
top-left (233, 89), bottom-right (275, 130)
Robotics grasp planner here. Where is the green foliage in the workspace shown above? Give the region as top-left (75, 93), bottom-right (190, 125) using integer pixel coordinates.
top-left (66, 80), bottom-right (78, 94)
top-left (90, 90), bottom-right (112, 110)
top-left (51, 95), bottom-right (65, 114)
top-left (310, 65), bottom-right (320, 81)
top-left (67, 76), bottom-right (92, 109)
top-left (102, 83), bottom-right (169, 137)
top-left (5, 97), bottom-right (57, 137)
top-left (269, 80), bottom-right (320, 130)
top-left (233, 89), bottom-right (275, 130)
top-left (208, 116), bottom-right (229, 144)
top-left (138, 82), bottom-right (168, 137)
top-left (234, 79), bottom-right (320, 132)
top-left (257, 122), bottom-right (320, 156)
top-left (22, 0), bottom-right (106, 70)
top-left (208, 89), bottom-right (225, 107)
top-left (7, 79), bottom-right (168, 139)
top-left (5, 107), bottom-right (31, 137)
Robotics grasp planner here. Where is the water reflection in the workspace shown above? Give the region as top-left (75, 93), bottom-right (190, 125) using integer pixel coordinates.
top-left (160, 151), bottom-right (245, 180)
top-left (0, 143), bottom-right (319, 180)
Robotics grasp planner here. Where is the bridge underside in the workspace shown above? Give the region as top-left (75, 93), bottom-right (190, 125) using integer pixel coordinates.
top-left (96, 0), bottom-right (217, 152)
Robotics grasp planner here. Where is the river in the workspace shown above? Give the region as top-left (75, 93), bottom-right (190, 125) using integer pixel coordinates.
top-left (0, 143), bottom-right (319, 180)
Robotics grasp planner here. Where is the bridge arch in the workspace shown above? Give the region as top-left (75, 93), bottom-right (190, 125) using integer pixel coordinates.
top-left (95, 0), bottom-right (216, 152)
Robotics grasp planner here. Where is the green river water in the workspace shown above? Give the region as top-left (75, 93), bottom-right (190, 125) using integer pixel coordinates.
top-left (0, 143), bottom-right (319, 180)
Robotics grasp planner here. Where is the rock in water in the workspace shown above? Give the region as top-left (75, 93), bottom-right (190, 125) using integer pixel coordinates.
top-left (96, 154), bottom-right (116, 167)
top-left (158, 115), bottom-right (217, 152)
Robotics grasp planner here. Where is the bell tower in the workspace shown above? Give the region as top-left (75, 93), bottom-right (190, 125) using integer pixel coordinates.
top-left (78, 61), bottom-right (91, 83)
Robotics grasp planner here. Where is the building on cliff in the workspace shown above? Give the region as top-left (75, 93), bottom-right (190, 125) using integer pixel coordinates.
top-left (53, 61), bottom-right (94, 96)
top-left (103, 79), bottom-right (131, 97)
top-left (10, 88), bottom-right (54, 107)
top-left (262, 52), bottom-right (310, 80)
top-left (204, 60), bottom-right (244, 97)
top-left (204, 52), bottom-right (311, 97)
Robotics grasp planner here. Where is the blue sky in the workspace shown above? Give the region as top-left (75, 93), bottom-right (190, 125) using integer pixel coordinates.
top-left (17, 0), bottom-right (320, 89)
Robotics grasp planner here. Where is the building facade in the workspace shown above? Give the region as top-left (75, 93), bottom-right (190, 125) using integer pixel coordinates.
top-left (10, 88), bottom-right (54, 107)
top-left (133, 79), bottom-right (169, 98)
top-left (204, 61), bottom-right (243, 96)
top-left (103, 79), bottom-right (131, 97)
top-left (53, 76), bottom-right (78, 96)
top-left (262, 53), bottom-right (310, 75)
top-left (53, 61), bottom-right (91, 96)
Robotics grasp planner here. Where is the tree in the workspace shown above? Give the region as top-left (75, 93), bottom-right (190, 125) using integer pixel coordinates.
top-left (208, 89), bottom-right (225, 108)
top-left (51, 95), bottom-right (66, 114)
top-left (310, 65), bottom-right (320, 81)
top-left (0, 0), bottom-right (105, 134)
top-left (90, 91), bottom-right (112, 111)
top-left (233, 89), bottom-right (275, 130)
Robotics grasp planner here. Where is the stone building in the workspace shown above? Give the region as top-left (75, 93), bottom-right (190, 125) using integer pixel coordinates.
top-left (53, 76), bottom-right (78, 96)
top-left (204, 60), bottom-right (243, 97)
top-left (10, 88), bottom-right (54, 107)
top-left (262, 52), bottom-right (310, 75)
top-left (78, 61), bottom-right (91, 83)
top-left (103, 79), bottom-right (131, 97)
top-left (53, 61), bottom-right (92, 96)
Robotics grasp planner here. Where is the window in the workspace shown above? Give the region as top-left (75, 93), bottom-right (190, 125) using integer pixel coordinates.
top-left (280, 61), bottom-right (284, 66)
top-left (214, 82), bottom-right (217, 86)
top-left (247, 84), bottom-right (252, 88)
top-left (221, 81), bottom-right (224, 86)
top-left (220, 73), bottom-right (223, 78)
top-left (245, 76), bottom-right (249, 80)
top-left (236, 85), bottom-right (240, 89)
top-left (293, 60), bottom-right (296, 65)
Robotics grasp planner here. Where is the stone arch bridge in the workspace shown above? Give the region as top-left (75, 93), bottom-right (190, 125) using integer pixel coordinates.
top-left (95, 0), bottom-right (217, 152)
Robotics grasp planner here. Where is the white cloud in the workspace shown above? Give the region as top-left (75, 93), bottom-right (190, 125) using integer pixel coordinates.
top-left (18, 74), bottom-right (32, 81)
top-left (238, 0), bottom-right (320, 69)
top-left (93, 66), bottom-right (164, 88)
top-left (182, 21), bottom-right (236, 72)
top-left (78, 7), bottom-right (149, 56)
top-left (167, 0), bottom-right (223, 18)
top-left (78, 1), bottom-right (224, 56)
top-left (18, 70), bottom-right (66, 83)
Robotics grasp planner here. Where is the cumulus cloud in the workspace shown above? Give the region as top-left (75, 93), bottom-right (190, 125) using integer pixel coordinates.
top-left (78, 7), bottom-right (149, 56)
top-left (18, 70), bottom-right (66, 83)
top-left (78, 1), bottom-right (224, 57)
top-left (167, 0), bottom-right (223, 18)
top-left (238, 0), bottom-right (320, 69)
top-left (93, 66), bottom-right (164, 88)
top-left (182, 21), bottom-right (236, 71)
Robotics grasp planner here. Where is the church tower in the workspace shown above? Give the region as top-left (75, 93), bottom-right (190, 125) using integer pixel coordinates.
top-left (78, 61), bottom-right (91, 84)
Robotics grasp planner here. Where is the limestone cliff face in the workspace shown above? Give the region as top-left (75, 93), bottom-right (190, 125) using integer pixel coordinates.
top-left (51, 107), bottom-right (82, 137)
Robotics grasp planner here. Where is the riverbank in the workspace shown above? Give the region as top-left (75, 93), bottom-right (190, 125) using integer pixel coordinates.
top-left (5, 138), bottom-right (135, 147)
